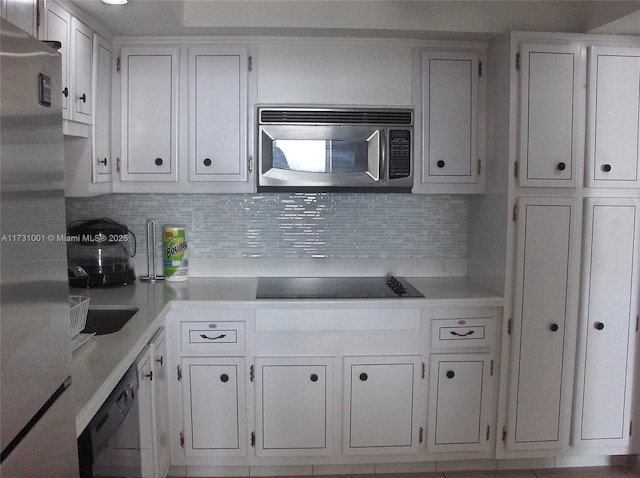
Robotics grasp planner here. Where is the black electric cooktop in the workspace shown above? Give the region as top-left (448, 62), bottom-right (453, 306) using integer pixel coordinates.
top-left (256, 276), bottom-right (424, 299)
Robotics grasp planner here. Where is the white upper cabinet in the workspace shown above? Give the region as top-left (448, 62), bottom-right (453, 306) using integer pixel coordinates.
top-left (1, 0), bottom-right (37, 37)
top-left (518, 43), bottom-right (582, 188)
top-left (42, 1), bottom-right (70, 119)
top-left (115, 43), bottom-right (253, 191)
top-left (257, 42), bottom-right (412, 106)
top-left (188, 47), bottom-right (248, 182)
top-left (416, 50), bottom-right (484, 194)
top-left (92, 34), bottom-right (112, 183)
top-left (120, 46), bottom-right (179, 181)
top-left (42, 1), bottom-right (93, 134)
top-left (585, 47), bottom-right (640, 189)
top-left (70, 17), bottom-right (92, 125)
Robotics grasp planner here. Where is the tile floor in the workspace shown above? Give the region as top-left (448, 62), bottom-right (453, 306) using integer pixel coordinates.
top-left (170, 466), bottom-right (639, 477)
top-left (407, 465), bottom-right (640, 477)
top-left (284, 469), bottom-right (638, 477)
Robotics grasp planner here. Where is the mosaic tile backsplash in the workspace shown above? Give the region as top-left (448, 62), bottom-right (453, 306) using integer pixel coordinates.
top-left (65, 193), bottom-right (467, 259)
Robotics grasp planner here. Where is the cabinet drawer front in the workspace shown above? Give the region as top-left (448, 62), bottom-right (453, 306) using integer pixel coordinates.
top-left (431, 318), bottom-right (492, 348)
top-left (188, 328), bottom-right (238, 344)
top-left (181, 321), bottom-right (245, 352)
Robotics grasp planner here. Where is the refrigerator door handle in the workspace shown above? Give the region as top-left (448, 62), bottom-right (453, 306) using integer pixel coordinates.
top-left (0, 376), bottom-right (72, 463)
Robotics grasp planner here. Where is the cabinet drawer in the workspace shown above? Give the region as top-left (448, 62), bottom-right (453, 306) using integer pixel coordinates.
top-left (181, 321), bottom-right (245, 352)
top-left (431, 318), bottom-right (492, 348)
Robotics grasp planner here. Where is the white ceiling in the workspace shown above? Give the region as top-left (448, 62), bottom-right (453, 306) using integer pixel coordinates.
top-left (64, 0), bottom-right (640, 40)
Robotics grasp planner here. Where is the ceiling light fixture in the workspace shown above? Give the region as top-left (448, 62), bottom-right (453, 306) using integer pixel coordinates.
top-left (102, 0), bottom-right (128, 5)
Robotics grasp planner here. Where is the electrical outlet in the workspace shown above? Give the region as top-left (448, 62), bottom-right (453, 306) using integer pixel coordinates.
top-left (191, 211), bottom-right (204, 232)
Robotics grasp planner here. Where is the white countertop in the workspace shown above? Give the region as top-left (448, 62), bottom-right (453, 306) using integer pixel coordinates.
top-left (70, 276), bottom-right (502, 437)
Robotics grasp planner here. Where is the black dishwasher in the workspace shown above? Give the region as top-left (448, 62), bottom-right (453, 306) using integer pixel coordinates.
top-left (78, 362), bottom-right (141, 477)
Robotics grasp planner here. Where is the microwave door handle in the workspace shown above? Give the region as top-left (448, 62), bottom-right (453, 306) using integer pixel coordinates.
top-left (366, 129), bottom-right (384, 182)
top-left (379, 129), bottom-right (386, 181)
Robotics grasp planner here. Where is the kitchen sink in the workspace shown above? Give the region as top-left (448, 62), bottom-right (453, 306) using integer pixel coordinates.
top-left (82, 307), bottom-right (139, 335)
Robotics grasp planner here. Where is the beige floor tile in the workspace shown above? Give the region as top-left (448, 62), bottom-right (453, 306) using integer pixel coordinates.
top-left (360, 473), bottom-right (445, 478)
top-left (443, 470), bottom-right (536, 477)
top-left (533, 466), bottom-right (639, 478)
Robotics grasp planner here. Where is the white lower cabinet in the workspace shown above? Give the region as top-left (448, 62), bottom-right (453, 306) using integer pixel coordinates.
top-left (92, 328), bottom-right (168, 478)
top-left (166, 309), bottom-right (252, 467)
top-left (166, 304), bottom-right (504, 471)
top-left (426, 307), bottom-right (497, 456)
top-left (137, 328), bottom-right (170, 478)
top-left (150, 328), bottom-right (170, 478)
top-left (506, 197), bottom-right (579, 452)
top-left (503, 196), bottom-right (639, 455)
top-left (428, 354), bottom-right (491, 453)
top-left (181, 356), bottom-right (247, 456)
top-left (138, 347), bottom-right (157, 477)
top-left (573, 198), bottom-right (640, 449)
top-left (343, 355), bottom-right (422, 454)
top-left (255, 356), bottom-right (334, 456)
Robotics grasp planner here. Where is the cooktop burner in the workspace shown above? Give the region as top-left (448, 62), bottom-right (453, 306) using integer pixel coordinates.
top-left (256, 276), bottom-right (424, 299)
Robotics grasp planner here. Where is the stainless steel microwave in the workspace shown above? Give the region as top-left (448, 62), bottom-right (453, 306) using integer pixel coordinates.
top-left (257, 107), bottom-right (414, 192)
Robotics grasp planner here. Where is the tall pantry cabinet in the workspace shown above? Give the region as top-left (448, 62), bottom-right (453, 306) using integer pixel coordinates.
top-left (472, 32), bottom-right (640, 460)
top-left (574, 198), bottom-right (639, 448)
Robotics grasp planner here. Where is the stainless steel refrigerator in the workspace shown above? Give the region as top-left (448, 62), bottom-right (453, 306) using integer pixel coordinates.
top-left (0, 18), bottom-right (79, 477)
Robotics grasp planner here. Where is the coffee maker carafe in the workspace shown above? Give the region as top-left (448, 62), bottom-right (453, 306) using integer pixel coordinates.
top-left (67, 218), bottom-right (136, 287)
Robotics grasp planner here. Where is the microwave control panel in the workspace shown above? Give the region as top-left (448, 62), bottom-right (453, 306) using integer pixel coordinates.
top-left (388, 129), bottom-right (412, 179)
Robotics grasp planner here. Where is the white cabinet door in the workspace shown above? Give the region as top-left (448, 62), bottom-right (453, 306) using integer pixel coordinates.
top-left (419, 51), bottom-right (481, 190)
top-left (92, 34), bottom-right (112, 182)
top-left (120, 47), bottom-right (179, 181)
top-left (428, 354), bottom-right (491, 453)
top-left (70, 17), bottom-right (92, 124)
top-left (586, 47), bottom-right (640, 188)
top-left (150, 329), bottom-right (169, 478)
top-left (188, 47), bottom-right (248, 182)
top-left (42, 2), bottom-right (93, 132)
top-left (573, 198), bottom-right (640, 448)
top-left (256, 356), bottom-right (334, 456)
top-left (181, 356), bottom-right (246, 457)
top-left (2, 0), bottom-right (37, 37)
top-left (507, 197), bottom-right (579, 450)
top-left (137, 347), bottom-right (157, 478)
top-left (343, 355), bottom-right (421, 454)
top-left (43, 1), bottom-right (70, 119)
top-left (518, 44), bottom-right (582, 188)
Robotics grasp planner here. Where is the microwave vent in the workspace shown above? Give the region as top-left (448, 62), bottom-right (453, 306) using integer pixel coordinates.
top-left (259, 108), bottom-right (413, 125)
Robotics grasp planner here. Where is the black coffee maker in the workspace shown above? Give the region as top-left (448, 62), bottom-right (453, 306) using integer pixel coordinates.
top-left (67, 218), bottom-right (136, 287)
